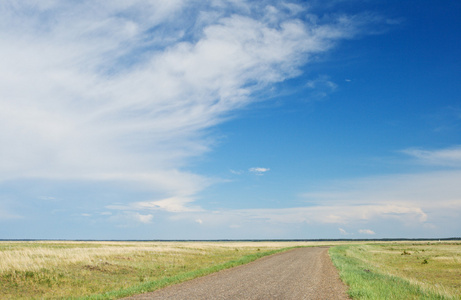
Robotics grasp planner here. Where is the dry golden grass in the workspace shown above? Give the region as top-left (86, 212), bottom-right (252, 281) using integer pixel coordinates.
top-left (4, 240), bottom-right (457, 299)
top-left (0, 240), bottom-right (318, 299)
top-left (0, 240), bottom-right (355, 274)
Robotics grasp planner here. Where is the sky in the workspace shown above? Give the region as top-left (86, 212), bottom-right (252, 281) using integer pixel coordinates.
top-left (1, 0), bottom-right (460, 240)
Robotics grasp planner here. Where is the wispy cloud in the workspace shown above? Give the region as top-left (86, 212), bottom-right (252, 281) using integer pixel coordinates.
top-left (359, 229), bottom-right (375, 235)
top-left (165, 147), bottom-right (461, 237)
top-left (306, 75), bottom-right (337, 99)
top-left (0, 1), bottom-right (373, 223)
top-left (338, 228), bottom-right (349, 235)
top-left (168, 202), bottom-right (428, 228)
top-left (107, 196), bottom-right (202, 213)
top-left (249, 167), bottom-right (270, 175)
top-left (134, 213), bottom-right (154, 224)
top-left (230, 169), bottom-right (244, 175)
top-left (401, 146), bottom-right (461, 167)
top-left (107, 211), bottom-right (154, 226)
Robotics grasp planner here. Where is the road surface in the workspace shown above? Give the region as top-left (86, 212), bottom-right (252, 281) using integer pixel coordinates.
top-left (124, 247), bottom-right (349, 299)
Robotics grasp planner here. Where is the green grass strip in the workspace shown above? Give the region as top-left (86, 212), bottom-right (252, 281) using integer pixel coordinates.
top-left (78, 247), bottom-right (295, 300)
top-left (329, 245), bottom-right (453, 300)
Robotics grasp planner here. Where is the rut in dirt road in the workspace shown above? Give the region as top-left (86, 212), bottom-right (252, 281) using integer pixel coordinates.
top-left (124, 247), bottom-right (350, 300)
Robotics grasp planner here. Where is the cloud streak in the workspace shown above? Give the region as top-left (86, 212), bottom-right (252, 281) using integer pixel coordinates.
top-left (402, 146), bottom-right (461, 167)
top-left (249, 167), bottom-right (271, 175)
top-left (0, 1), bottom-right (365, 213)
top-left (164, 146), bottom-right (461, 238)
top-left (359, 229), bottom-right (375, 235)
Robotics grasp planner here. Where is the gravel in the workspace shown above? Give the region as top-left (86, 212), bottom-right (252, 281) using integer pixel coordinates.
top-left (124, 247), bottom-right (350, 300)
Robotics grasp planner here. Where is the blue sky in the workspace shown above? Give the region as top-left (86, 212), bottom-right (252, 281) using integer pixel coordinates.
top-left (1, 0), bottom-right (460, 240)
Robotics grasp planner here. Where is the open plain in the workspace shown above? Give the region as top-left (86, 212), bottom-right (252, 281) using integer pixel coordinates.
top-left (1, 240), bottom-right (460, 299)
top-left (0, 241), bottom-right (312, 299)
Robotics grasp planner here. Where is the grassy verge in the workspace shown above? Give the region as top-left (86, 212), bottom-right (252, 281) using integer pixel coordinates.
top-left (0, 241), bottom-right (304, 299)
top-left (83, 247), bottom-right (292, 299)
top-left (330, 242), bottom-right (461, 299)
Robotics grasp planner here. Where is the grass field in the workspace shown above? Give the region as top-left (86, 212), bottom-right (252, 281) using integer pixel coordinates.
top-left (0, 241), bottom-right (315, 299)
top-left (330, 241), bottom-right (461, 299)
top-left (2, 240), bottom-right (460, 299)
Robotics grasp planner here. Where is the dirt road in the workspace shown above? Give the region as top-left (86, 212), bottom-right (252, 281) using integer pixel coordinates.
top-left (125, 247), bottom-right (349, 299)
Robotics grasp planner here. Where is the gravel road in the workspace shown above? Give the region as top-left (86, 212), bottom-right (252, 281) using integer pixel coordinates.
top-left (124, 247), bottom-right (349, 299)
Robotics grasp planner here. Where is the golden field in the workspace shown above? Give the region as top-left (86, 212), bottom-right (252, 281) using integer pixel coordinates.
top-left (0, 241), bottom-right (313, 299)
top-left (1, 240), bottom-right (460, 299)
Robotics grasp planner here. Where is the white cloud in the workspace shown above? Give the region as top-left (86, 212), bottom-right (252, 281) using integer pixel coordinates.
top-left (134, 213), bottom-right (154, 224)
top-left (169, 202), bottom-right (428, 229)
top-left (166, 168), bottom-right (461, 237)
top-left (230, 169), bottom-right (244, 175)
top-left (241, 204), bottom-right (427, 224)
top-left (107, 196), bottom-right (202, 213)
top-left (296, 167), bottom-right (461, 233)
top-left (338, 228), bottom-right (349, 235)
top-left (106, 211), bottom-right (155, 227)
top-left (249, 167), bottom-right (270, 175)
top-left (134, 197), bottom-right (202, 213)
top-left (306, 75), bottom-right (337, 99)
top-left (402, 146), bottom-right (461, 167)
top-left (0, 1), bottom-right (369, 218)
top-left (306, 75), bottom-right (337, 90)
top-left (302, 169), bottom-right (461, 209)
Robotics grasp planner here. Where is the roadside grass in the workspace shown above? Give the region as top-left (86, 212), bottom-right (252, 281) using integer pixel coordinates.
top-left (0, 241), bottom-right (309, 299)
top-left (330, 242), bottom-right (461, 299)
top-left (83, 247), bottom-right (291, 299)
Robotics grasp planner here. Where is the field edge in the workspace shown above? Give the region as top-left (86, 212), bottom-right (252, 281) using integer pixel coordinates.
top-left (80, 246), bottom-right (299, 300)
top-left (329, 244), bottom-right (457, 299)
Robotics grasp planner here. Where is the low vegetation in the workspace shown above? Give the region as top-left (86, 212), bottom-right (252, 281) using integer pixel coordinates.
top-left (0, 241), bottom-right (310, 299)
top-left (3, 240), bottom-right (460, 299)
top-left (329, 241), bottom-right (461, 299)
